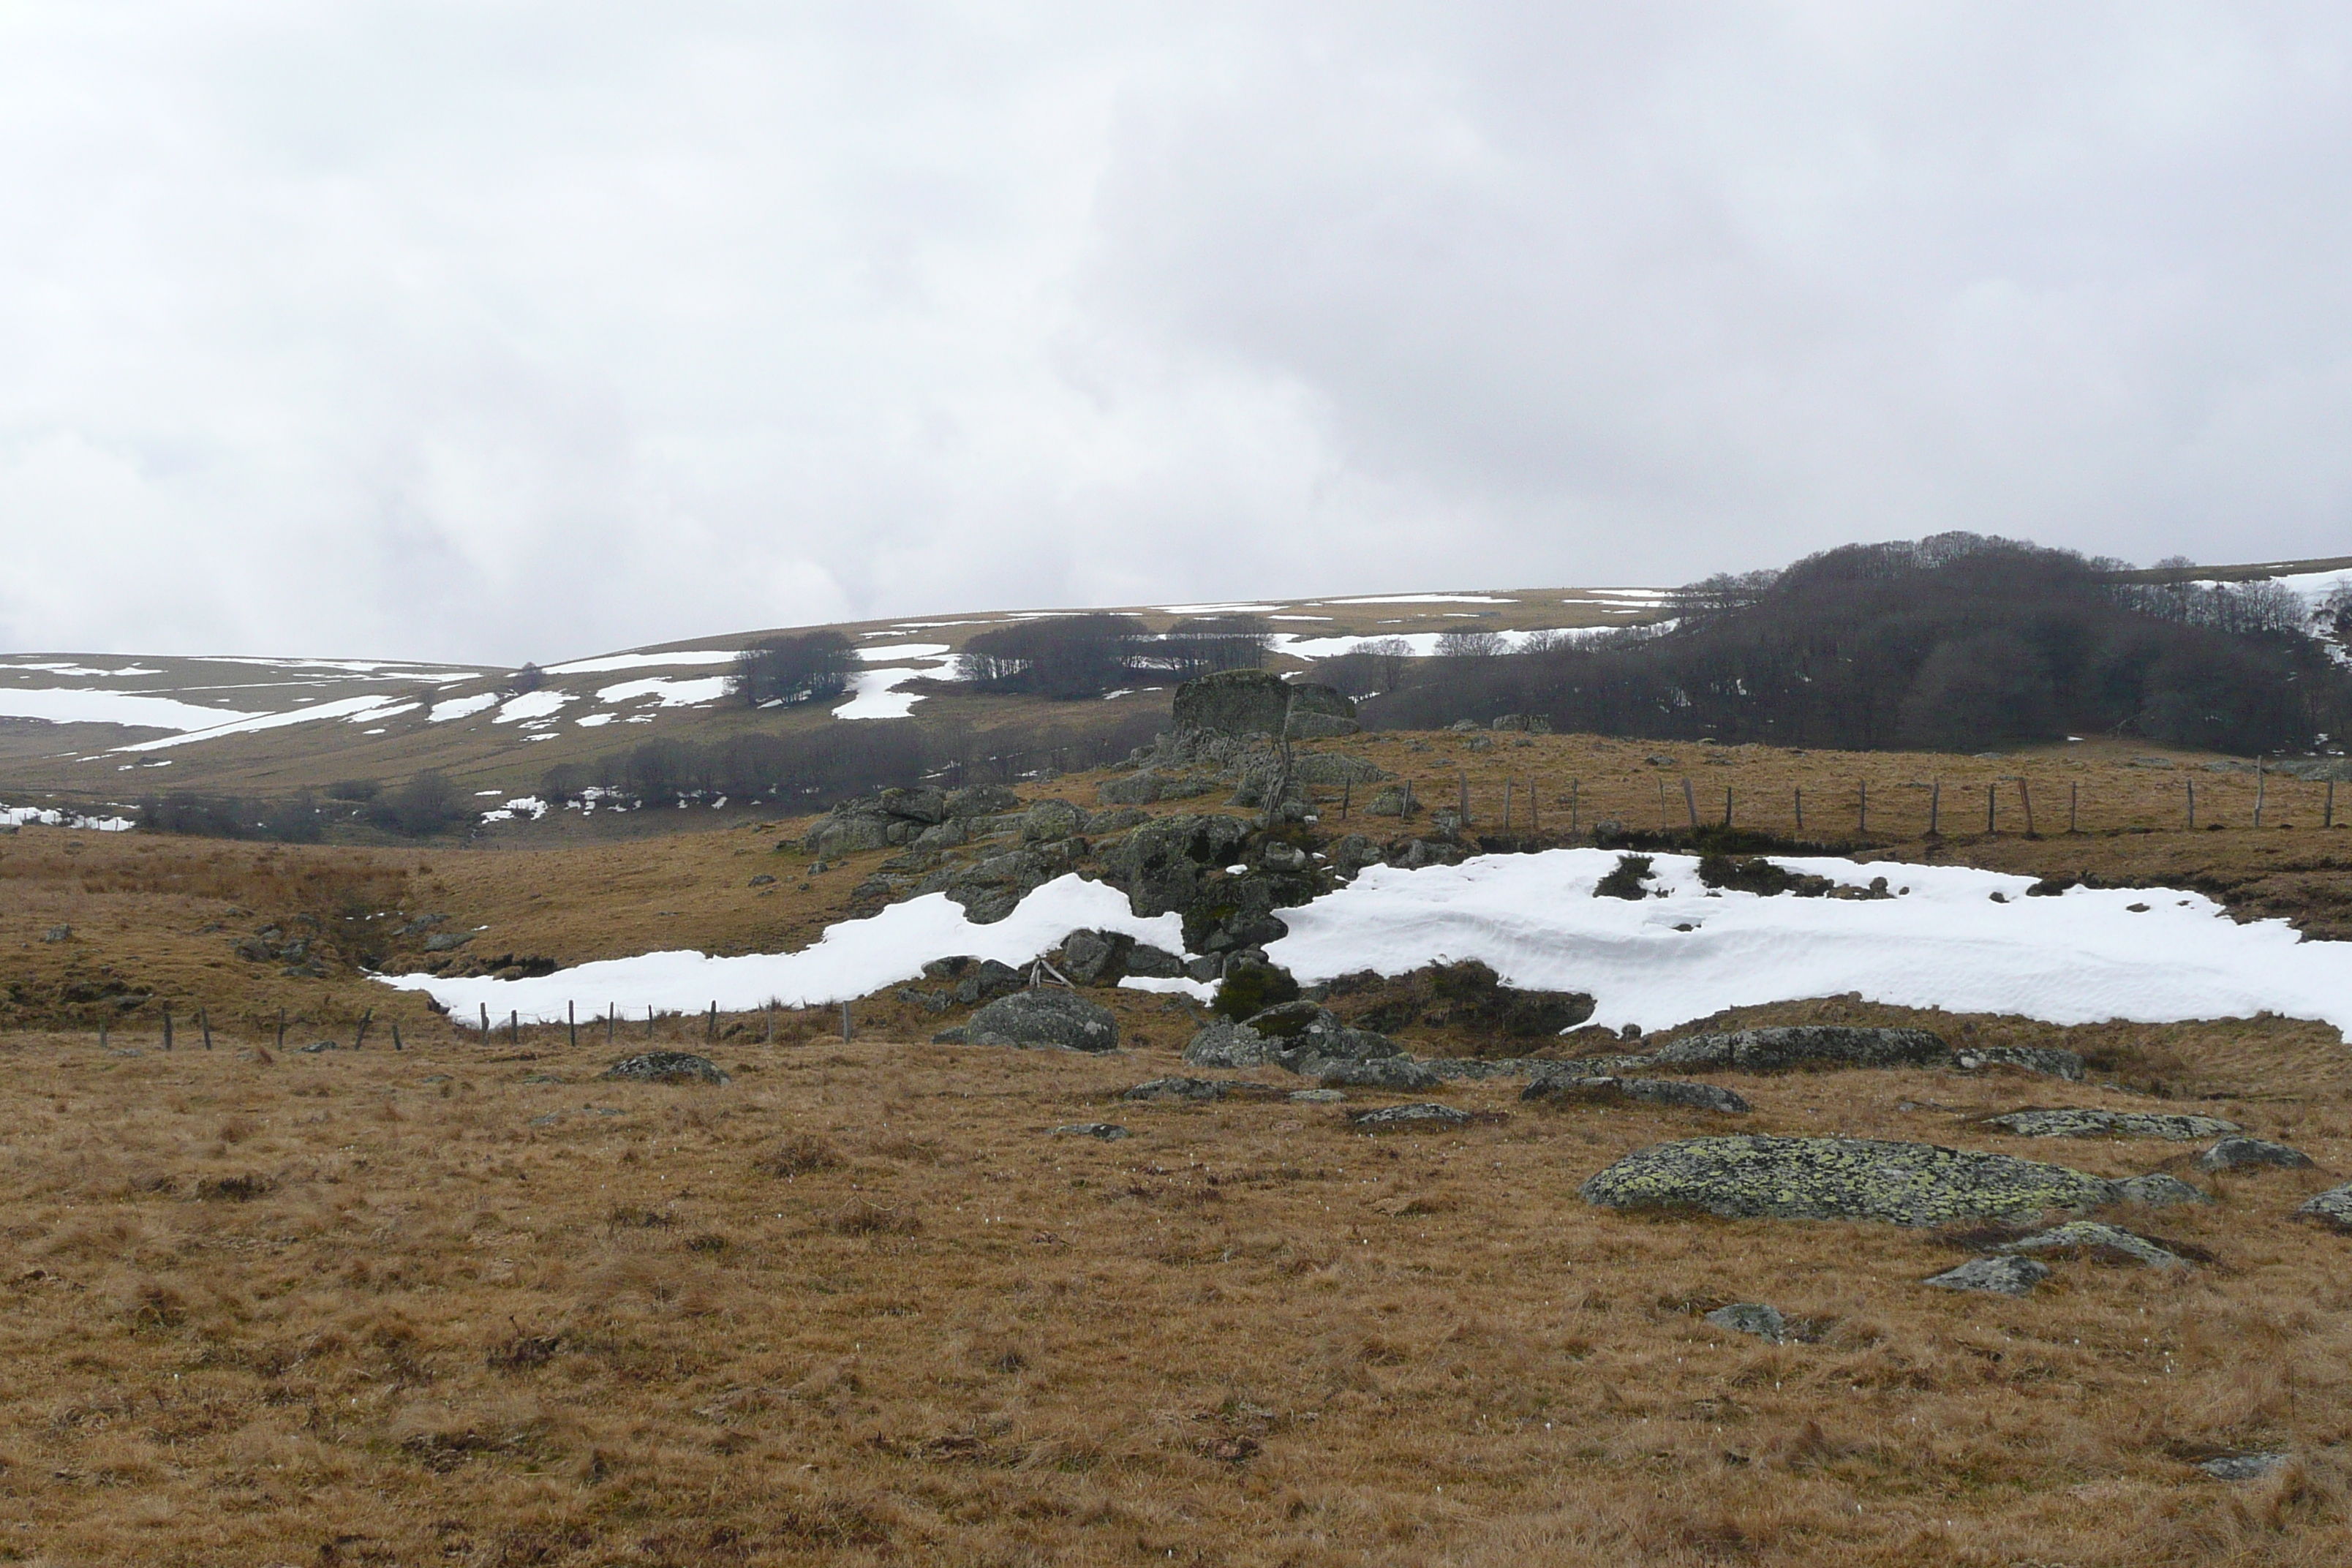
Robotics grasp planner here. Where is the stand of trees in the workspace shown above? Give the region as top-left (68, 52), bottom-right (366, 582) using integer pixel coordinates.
top-left (730, 630), bottom-right (859, 706)
top-left (958, 612), bottom-right (1272, 698)
top-left (1365, 535), bottom-right (2347, 755)
top-left (139, 770), bottom-right (472, 843)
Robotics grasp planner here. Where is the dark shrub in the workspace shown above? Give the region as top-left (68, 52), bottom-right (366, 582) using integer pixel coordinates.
top-left (731, 630), bottom-right (858, 707)
top-left (959, 614), bottom-right (1148, 699)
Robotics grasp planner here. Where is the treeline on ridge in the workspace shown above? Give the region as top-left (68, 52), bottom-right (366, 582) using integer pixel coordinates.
top-left (1358, 535), bottom-right (2346, 754)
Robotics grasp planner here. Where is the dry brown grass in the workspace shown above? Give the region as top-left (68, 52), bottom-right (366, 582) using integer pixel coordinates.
top-left (8, 731), bottom-right (2352, 1561)
top-left (3, 1003), bottom-right (2351, 1565)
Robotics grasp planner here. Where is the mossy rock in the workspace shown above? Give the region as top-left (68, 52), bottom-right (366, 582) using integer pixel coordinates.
top-left (1581, 1135), bottom-right (2133, 1226)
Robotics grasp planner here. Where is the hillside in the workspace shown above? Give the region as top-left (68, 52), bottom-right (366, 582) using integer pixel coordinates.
top-left (0, 584), bottom-right (1667, 821)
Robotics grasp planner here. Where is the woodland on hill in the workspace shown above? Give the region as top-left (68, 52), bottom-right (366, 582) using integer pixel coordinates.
top-left (1364, 535), bottom-right (2345, 755)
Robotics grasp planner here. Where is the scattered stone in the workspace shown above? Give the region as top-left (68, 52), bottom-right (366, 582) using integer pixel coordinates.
top-left (2294, 1183), bottom-right (2352, 1229)
top-left (41, 925), bottom-right (70, 943)
top-left (944, 783), bottom-right (1022, 818)
top-left (1368, 786), bottom-right (1411, 817)
top-left (748, 874), bottom-right (776, 886)
top-left (1124, 943), bottom-right (1188, 979)
top-left (1952, 1045), bottom-right (2085, 1081)
top-left (1121, 1077), bottom-right (1281, 1103)
top-left (2200, 1453), bottom-right (2291, 1481)
top-left (1094, 813), bottom-right (1254, 919)
top-left (951, 989), bottom-right (1120, 1052)
top-left (423, 931), bottom-right (475, 953)
top-left (1994, 1221), bottom-right (2189, 1269)
top-left (919, 956), bottom-right (1025, 1007)
top-left (1983, 1108), bottom-right (2239, 1141)
top-left (1305, 1056), bottom-right (1444, 1090)
top-left (1020, 799), bottom-right (1087, 843)
top-left (1289, 1088), bottom-right (1346, 1103)
top-left (2197, 1135), bottom-right (2314, 1172)
top-left (1323, 959), bottom-right (1595, 1041)
top-left (1925, 1256), bottom-right (2049, 1296)
top-left (1348, 1102), bottom-right (1471, 1131)
top-left (1581, 1136), bottom-right (2156, 1225)
top-left (1421, 1057), bottom-right (1552, 1081)
top-left (1703, 1303), bottom-right (1785, 1342)
top-left (1522, 1074), bottom-right (1751, 1114)
top-left (603, 1052), bottom-right (730, 1085)
top-left (1049, 1123), bottom-right (1131, 1140)
top-left (1173, 668), bottom-right (1357, 740)
top-left (1646, 1026), bottom-right (1948, 1073)
top-left (1183, 1020), bottom-right (1281, 1068)
top-left (296, 1041), bottom-right (339, 1054)
top-left (1055, 927), bottom-right (1134, 986)
top-left (2111, 1173), bottom-right (2214, 1207)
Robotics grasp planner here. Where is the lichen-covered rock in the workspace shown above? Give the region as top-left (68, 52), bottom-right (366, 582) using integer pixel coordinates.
top-left (1095, 813), bottom-right (1254, 919)
top-left (602, 1052), bottom-right (730, 1085)
top-left (1325, 960), bottom-right (1594, 1043)
top-left (1173, 669), bottom-right (1356, 740)
top-left (1952, 1044), bottom-right (2085, 1080)
top-left (1183, 1020), bottom-right (1282, 1068)
top-left (2197, 1135), bottom-right (2314, 1172)
top-left (1020, 799), bottom-right (1087, 843)
top-left (1422, 1057), bottom-right (1554, 1082)
top-left (1645, 1026), bottom-right (1948, 1073)
top-left (1054, 928), bottom-right (1133, 986)
top-left (1704, 1303), bottom-right (1785, 1341)
top-left (1580, 1136), bottom-right (2133, 1225)
top-left (958, 989), bottom-right (1120, 1052)
top-left (1523, 1075), bottom-right (1751, 1115)
top-left (934, 849), bottom-right (1059, 924)
top-left (1294, 753), bottom-right (1389, 785)
top-left (1123, 943), bottom-right (1187, 979)
top-left (1983, 1108), bottom-right (2239, 1141)
top-left (1049, 1123), bottom-right (1131, 1140)
top-left (2111, 1173), bottom-right (2213, 1207)
top-left (943, 784), bottom-right (1021, 818)
top-left (1120, 1077), bottom-right (1284, 1103)
top-left (2295, 1183), bottom-right (2352, 1229)
top-left (2200, 1453), bottom-right (2291, 1481)
top-left (1348, 1102), bottom-right (1471, 1131)
top-left (1924, 1256), bottom-right (2048, 1296)
top-left (918, 956), bottom-right (1025, 1007)
top-left (1305, 1056), bottom-right (1443, 1090)
top-left (1994, 1221), bottom-right (2188, 1269)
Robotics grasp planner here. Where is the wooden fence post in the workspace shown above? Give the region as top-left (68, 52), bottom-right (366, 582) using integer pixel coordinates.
top-left (163, 1005), bottom-right (173, 1052)
top-left (2019, 779), bottom-right (2035, 837)
top-left (1458, 772), bottom-right (1470, 826)
top-left (1658, 778), bottom-right (1669, 831)
top-left (1794, 786), bottom-right (1803, 833)
top-left (707, 1001), bottom-right (717, 1043)
top-left (1928, 780), bottom-right (1940, 836)
top-left (99, 1019), bottom-right (108, 1052)
top-left (1340, 779), bottom-right (1350, 821)
top-left (276, 1007), bottom-right (287, 1051)
top-left (1529, 779), bottom-right (1539, 834)
top-left (2329, 779), bottom-right (2337, 829)
top-left (2069, 781), bottom-right (2078, 834)
top-left (1569, 780), bottom-right (1580, 834)
top-left (508, 1009), bottom-right (519, 1044)
top-left (199, 1009), bottom-right (213, 1050)
top-left (1681, 777), bottom-right (1699, 833)
top-left (391, 1019), bottom-right (404, 1051)
top-left (647, 1006), bottom-right (656, 1041)
top-left (568, 1000), bottom-right (577, 1049)
top-left (1985, 783), bottom-right (1995, 835)
top-left (1858, 780), bottom-right (1868, 835)
top-left (1503, 779), bottom-right (1512, 832)
top-left (840, 1001), bottom-right (853, 1042)
top-left (1723, 787), bottom-right (1733, 829)
top-left (353, 1008), bottom-right (372, 1050)
top-left (2187, 779), bottom-right (2196, 829)
top-left (479, 1002), bottom-right (489, 1039)
top-left (606, 1005), bottom-right (616, 1044)
top-left (2255, 758), bottom-right (2266, 828)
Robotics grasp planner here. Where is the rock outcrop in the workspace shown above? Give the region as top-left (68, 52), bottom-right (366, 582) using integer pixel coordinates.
top-left (1580, 1136), bottom-right (2201, 1225)
top-left (937, 989), bottom-right (1119, 1052)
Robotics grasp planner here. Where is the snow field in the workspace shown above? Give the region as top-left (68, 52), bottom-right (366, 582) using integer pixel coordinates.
top-left (374, 848), bottom-right (2352, 1041)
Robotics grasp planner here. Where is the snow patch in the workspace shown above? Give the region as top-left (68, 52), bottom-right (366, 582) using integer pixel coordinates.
top-left (545, 649), bottom-right (739, 676)
top-left (595, 676), bottom-right (732, 709)
top-left (0, 687), bottom-right (265, 732)
top-left (374, 876), bottom-right (1182, 1021)
top-left (428, 693), bottom-right (500, 723)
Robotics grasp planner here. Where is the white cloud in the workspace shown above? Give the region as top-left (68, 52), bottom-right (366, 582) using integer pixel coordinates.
top-left (4, 3), bottom-right (2351, 665)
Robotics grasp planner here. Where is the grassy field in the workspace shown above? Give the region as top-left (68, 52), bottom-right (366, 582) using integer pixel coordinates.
top-left (7, 732), bottom-right (2352, 1563)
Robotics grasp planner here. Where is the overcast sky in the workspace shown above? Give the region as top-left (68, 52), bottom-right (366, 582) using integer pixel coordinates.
top-left (5, 2), bottom-right (2351, 664)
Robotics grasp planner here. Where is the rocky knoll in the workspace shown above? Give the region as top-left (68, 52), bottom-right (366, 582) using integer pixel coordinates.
top-left (1581, 1135), bottom-right (2209, 1225)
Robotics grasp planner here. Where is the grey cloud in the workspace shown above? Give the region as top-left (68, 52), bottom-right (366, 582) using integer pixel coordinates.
top-left (1, 3), bottom-right (2349, 663)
